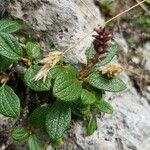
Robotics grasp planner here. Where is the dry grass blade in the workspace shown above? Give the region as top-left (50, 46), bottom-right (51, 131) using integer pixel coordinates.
top-left (104, 0), bottom-right (147, 24)
top-left (135, 0), bottom-right (150, 15)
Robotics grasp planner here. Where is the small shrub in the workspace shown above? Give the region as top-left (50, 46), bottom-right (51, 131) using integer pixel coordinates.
top-left (0, 20), bottom-right (126, 149)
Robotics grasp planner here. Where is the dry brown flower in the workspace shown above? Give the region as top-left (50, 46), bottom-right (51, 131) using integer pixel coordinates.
top-left (34, 51), bottom-right (62, 82)
top-left (101, 64), bottom-right (124, 77)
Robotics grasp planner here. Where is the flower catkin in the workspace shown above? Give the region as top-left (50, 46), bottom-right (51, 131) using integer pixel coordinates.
top-left (34, 51), bottom-right (62, 82)
top-left (93, 27), bottom-right (112, 63)
top-left (101, 64), bottom-right (124, 77)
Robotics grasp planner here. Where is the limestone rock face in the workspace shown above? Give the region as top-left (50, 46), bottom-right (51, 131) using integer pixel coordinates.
top-left (8, 0), bottom-right (104, 64)
top-left (143, 42), bottom-right (150, 72)
top-left (1, 1), bottom-right (150, 150)
top-left (55, 74), bottom-right (150, 150)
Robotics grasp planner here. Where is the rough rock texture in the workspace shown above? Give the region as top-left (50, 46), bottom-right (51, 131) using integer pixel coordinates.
top-left (140, 42), bottom-right (150, 103)
top-left (114, 33), bottom-right (129, 54)
top-left (0, 115), bottom-right (16, 150)
top-left (1, 0), bottom-right (150, 150)
top-left (7, 0), bottom-right (104, 64)
top-left (51, 74), bottom-right (150, 150)
top-left (143, 42), bottom-right (150, 72)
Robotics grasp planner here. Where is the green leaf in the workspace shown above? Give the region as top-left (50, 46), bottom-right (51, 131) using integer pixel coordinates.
top-left (86, 114), bottom-right (97, 136)
top-left (51, 138), bottom-right (64, 148)
top-left (46, 102), bottom-right (71, 141)
top-left (0, 20), bottom-right (21, 33)
top-left (11, 128), bottom-right (29, 141)
top-left (0, 55), bottom-right (13, 72)
top-left (29, 106), bottom-right (49, 129)
top-left (64, 65), bottom-right (78, 77)
top-left (0, 33), bottom-right (23, 60)
top-left (79, 105), bottom-right (91, 115)
top-left (87, 72), bottom-right (126, 92)
top-left (49, 65), bottom-right (65, 79)
top-left (28, 135), bottom-right (42, 150)
top-left (50, 65), bottom-right (78, 80)
top-left (87, 86), bottom-right (103, 100)
top-left (95, 99), bottom-right (113, 114)
top-left (80, 89), bottom-right (96, 105)
top-left (24, 65), bottom-right (51, 92)
top-left (53, 71), bottom-right (82, 102)
top-left (26, 42), bottom-right (42, 62)
top-left (0, 85), bottom-right (20, 118)
top-left (86, 44), bottom-right (96, 60)
top-left (96, 44), bottom-right (117, 68)
top-left (71, 107), bottom-right (83, 117)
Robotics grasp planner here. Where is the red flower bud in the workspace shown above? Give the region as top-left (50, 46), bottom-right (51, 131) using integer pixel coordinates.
top-left (92, 27), bottom-right (112, 63)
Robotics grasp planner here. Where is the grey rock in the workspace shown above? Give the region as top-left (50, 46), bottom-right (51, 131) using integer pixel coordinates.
top-left (114, 33), bottom-right (129, 54)
top-left (56, 74), bottom-right (150, 150)
top-left (8, 0), bottom-right (104, 64)
top-left (1, 1), bottom-right (150, 150)
top-left (143, 42), bottom-right (150, 71)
